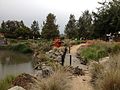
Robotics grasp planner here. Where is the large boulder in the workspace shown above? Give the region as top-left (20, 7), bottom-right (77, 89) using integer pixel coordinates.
top-left (8, 86), bottom-right (25, 90)
top-left (34, 65), bottom-right (53, 78)
top-left (12, 73), bottom-right (37, 90)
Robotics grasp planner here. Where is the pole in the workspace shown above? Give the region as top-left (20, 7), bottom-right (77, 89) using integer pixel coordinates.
top-left (69, 46), bottom-right (70, 53)
top-left (70, 55), bottom-right (72, 66)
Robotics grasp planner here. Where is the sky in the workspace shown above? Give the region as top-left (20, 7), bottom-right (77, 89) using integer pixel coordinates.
top-left (0, 0), bottom-right (103, 34)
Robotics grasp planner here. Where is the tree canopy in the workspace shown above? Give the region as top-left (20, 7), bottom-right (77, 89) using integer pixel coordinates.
top-left (77, 10), bottom-right (93, 39)
top-left (41, 13), bottom-right (59, 40)
top-left (64, 14), bottom-right (77, 39)
top-left (31, 20), bottom-right (40, 39)
top-left (0, 20), bottom-right (31, 39)
top-left (93, 0), bottom-right (120, 39)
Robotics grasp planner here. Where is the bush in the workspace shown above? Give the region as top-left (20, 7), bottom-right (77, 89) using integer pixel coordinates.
top-left (90, 63), bottom-right (104, 84)
top-left (77, 41), bottom-right (120, 62)
top-left (39, 70), bottom-right (71, 90)
top-left (79, 44), bottom-right (108, 61)
top-left (38, 40), bottom-right (52, 53)
top-left (9, 39), bottom-right (18, 44)
top-left (10, 43), bottom-right (33, 54)
top-left (111, 44), bottom-right (120, 54)
top-left (0, 75), bottom-right (15, 90)
top-left (91, 54), bottom-right (120, 90)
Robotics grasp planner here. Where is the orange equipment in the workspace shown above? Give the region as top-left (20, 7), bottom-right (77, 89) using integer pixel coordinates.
top-left (53, 37), bottom-right (62, 48)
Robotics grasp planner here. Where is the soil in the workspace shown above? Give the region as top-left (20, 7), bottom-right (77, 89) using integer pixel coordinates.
top-left (69, 44), bottom-right (94, 90)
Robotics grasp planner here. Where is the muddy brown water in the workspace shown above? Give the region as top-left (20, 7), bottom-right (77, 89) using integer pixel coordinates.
top-left (0, 50), bottom-right (34, 79)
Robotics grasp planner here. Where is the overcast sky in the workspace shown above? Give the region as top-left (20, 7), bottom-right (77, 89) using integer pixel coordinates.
top-left (0, 0), bottom-right (103, 34)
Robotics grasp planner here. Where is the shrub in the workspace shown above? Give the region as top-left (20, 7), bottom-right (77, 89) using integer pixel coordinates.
top-left (39, 70), bottom-right (71, 90)
top-left (38, 40), bottom-right (52, 53)
top-left (79, 44), bottom-right (108, 61)
top-left (10, 43), bottom-right (33, 54)
top-left (9, 39), bottom-right (18, 44)
top-left (90, 63), bottom-right (104, 84)
top-left (111, 44), bottom-right (120, 54)
top-left (0, 75), bottom-right (15, 90)
top-left (77, 41), bottom-right (120, 62)
top-left (91, 54), bottom-right (120, 90)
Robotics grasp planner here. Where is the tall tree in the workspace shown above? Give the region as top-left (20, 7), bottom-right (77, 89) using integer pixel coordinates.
top-left (64, 14), bottom-right (77, 39)
top-left (0, 21), bottom-right (6, 33)
top-left (93, 0), bottom-right (120, 39)
top-left (41, 13), bottom-right (59, 39)
top-left (77, 10), bottom-right (93, 39)
top-left (31, 20), bottom-right (40, 39)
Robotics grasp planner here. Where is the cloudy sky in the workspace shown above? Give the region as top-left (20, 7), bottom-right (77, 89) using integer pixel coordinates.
top-left (0, 0), bottom-right (103, 33)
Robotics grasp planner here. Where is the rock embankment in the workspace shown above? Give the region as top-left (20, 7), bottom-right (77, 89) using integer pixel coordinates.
top-left (46, 47), bottom-right (66, 62)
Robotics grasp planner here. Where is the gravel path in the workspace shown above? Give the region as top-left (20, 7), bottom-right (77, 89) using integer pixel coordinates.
top-left (64, 44), bottom-right (93, 90)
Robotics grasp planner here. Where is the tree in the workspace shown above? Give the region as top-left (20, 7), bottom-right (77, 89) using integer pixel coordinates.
top-left (77, 10), bottom-right (93, 39)
top-left (0, 20), bottom-right (31, 39)
top-left (31, 20), bottom-right (40, 39)
top-left (41, 13), bottom-right (59, 40)
top-left (93, 0), bottom-right (120, 40)
top-left (64, 14), bottom-right (77, 39)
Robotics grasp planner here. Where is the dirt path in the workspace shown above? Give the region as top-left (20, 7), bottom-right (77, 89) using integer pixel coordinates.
top-left (66, 44), bottom-right (93, 90)
top-left (70, 44), bottom-right (82, 55)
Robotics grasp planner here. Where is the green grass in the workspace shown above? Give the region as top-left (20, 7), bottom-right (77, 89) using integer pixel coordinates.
top-left (78, 44), bottom-right (108, 61)
top-left (0, 75), bottom-right (15, 90)
top-left (9, 43), bottom-right (33, 54)
top-left (77, 41), bottom-right (120, 62)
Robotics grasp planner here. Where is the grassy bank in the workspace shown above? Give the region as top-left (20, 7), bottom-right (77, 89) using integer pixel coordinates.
top-left (77, 41), bottom-right (120, 62)
top-left (0, 43), bottom-right (33, 54)
top-left (0, 75), bottom-right (15, 90)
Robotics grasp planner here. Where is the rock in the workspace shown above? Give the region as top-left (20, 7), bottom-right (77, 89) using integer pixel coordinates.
top-left (12, 73), bottom-right (37, 90)
top-left (8, 86), bottom-right (26, 90)
top-left (34, 64), bottom-right (42, 70)
top-left (46, 47), bottom-right (66, 62)
top-left (73, 66), bottom-right (85, 76)
top-left (34, 65), bottom-right (53, 78)
top-left (56, 56), bottom-right (62, 62)
top-left (82, 79), bottom-right (86, 81)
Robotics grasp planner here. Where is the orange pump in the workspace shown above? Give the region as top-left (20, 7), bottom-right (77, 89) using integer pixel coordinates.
top-left (53, 37), bottom-right (62, 48)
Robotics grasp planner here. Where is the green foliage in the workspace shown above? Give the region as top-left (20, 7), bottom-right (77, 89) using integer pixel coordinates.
top-left (64, 14), bottom-right (77, 39)
top-left (77, 10), bottom-right (93, 39)
top-left (111, 44), bottom-right (120, 54)
top-left (78, 41), bottom-right (120, 62)
top-left (31, 20), bottom-right (40, 39)
top-left (0, 75), bottom-right (15, 90)
top-left (10, 43), bottom-right (33, 54)
top-left (0, 20), bottom-right (32, 39)
top-left (41, 13), bottom-right (59, 40)
top-left (79, 44), bottom-right (108, 61)
top-left (93, 0), bottom-right (120, 39)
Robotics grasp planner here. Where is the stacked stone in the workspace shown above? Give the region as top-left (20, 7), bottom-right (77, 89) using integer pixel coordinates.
top-left (46, 47), bottom-right (66, 62)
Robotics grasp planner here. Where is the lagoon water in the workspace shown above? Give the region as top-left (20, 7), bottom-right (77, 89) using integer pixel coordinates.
top-left (0, 50), bottom-right (34, 79)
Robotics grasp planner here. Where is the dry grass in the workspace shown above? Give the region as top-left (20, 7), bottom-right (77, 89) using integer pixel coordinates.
top-left (91, 54), bottom-right (120, 90)
top-left (38, 68), bottom-right (71, 90)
